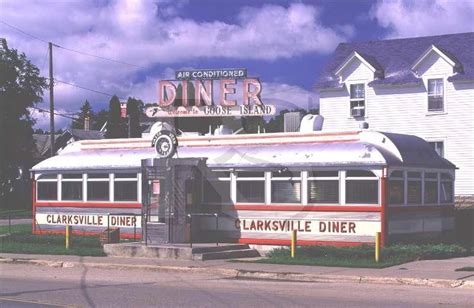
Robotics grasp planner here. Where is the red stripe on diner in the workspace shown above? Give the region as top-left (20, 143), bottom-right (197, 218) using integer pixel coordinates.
top-left (181, 131), bottom-right (360, 142)
top-left (186, 138), bottom-right (360, 148)
top-left (33, 229), bottom-right (141, 239)
top-left (231, 204), bottom-right (381, 212)
top-left (236, 238), bottom-right (371, 247)
top-left (34, 202), bottom-right (141, 208)
top-left (388, 205), bottom-right (455, 213)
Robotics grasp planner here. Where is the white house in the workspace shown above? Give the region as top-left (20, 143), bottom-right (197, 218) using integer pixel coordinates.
top-left (316, 32), bottom-right (474, 202)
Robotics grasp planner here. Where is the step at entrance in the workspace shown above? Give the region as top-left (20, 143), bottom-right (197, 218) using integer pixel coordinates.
top-left (103, 243), bottom-right (261, 260)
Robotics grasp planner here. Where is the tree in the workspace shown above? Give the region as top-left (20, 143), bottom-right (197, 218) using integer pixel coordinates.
top-left (126, 97), bottom-right (142, 138)
top-left (72, 100), bottom-right (93, 129)
top-left (93, 109), bottom-right (108, 131)
top-left (105, 95), bottom-right (126, 138)
top-left (0, 39), bottom-right (47, 209)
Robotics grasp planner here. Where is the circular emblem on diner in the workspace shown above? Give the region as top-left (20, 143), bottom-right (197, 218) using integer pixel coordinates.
top-left (152, 130), bottom-right (178, 158)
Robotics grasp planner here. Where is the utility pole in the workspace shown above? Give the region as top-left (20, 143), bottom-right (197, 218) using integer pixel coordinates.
top-left (49, 42), bottom-right (55, 157)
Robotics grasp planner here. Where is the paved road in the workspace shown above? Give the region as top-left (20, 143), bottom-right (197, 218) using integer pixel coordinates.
top-left (1, 264), bottom-right (473, 307)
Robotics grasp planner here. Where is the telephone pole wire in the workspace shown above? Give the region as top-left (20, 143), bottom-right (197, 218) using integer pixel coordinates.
top-left (49, 42), bottom-right (55, 157)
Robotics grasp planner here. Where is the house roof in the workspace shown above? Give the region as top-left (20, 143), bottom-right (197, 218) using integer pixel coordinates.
top-left (316, 32), bottom-right (474, 89)
top-left (69, 129), bottom-right (104, 140)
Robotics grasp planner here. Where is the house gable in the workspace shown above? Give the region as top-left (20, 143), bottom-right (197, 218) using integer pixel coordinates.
top-left (412, 45), bottom-right (461, 77)
top-left (334, 51), bottom-right (381, 83)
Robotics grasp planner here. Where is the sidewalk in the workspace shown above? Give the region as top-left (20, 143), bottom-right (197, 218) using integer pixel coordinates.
top-left (1, 252), bottom-right (473, 289)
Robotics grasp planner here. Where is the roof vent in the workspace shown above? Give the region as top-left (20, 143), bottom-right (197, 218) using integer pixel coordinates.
top-left (214, 125), bottom-right (233, 135)
top-left (299, 114), bottom-right (324, 132)
top-left (359, 122), bottom-right (369, 129)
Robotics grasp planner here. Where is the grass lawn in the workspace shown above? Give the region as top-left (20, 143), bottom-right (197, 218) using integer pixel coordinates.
top-left (0, 209), bottom-right (32, 219)
top-left (254, 244), bottom-right (472, 268)
top-left (0, 224), bottom-right (106, 257)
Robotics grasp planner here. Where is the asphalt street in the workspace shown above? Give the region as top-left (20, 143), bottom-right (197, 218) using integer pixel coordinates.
top-left (1, 263), bottom-right (473, 307)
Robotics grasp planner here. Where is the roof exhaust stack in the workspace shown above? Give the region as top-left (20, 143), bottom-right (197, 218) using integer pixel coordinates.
top-left (299, 114), bottom-right (324, 132)
top-left (359, 122), bottom-right (369, 130)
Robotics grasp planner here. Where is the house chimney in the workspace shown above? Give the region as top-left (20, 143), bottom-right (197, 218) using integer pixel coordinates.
top-left (84, 115), bottom-right (90, 131)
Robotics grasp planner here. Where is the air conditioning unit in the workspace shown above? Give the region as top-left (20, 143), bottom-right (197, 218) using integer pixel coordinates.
top-left (351, 107), bottom-right (364, 117)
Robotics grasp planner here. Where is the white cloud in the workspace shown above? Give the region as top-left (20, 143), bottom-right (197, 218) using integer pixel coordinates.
top-left (1, 0), bottom-right (336, 128)
top-left (371, 0), bottom-right (474, 38)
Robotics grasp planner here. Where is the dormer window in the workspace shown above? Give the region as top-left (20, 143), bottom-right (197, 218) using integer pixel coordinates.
top-left (350, 83), bottom-right (365, 117)
top-left (427, 79), bottom-right (444, 112)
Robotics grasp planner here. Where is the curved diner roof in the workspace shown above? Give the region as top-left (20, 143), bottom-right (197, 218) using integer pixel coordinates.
top-left (31, 130), bottom-right (455, 172)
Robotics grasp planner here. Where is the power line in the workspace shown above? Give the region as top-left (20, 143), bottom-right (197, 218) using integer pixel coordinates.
top-left (55, 45), bottom-right (147, 69)
top-left (1, 21), bottom-right (146, 69)
top-left (54, 79), bottom-right (127, 100)
top-left (32, 106), bottom-right (80, 120)
top-left (0, 21), bottom-right (49, 44)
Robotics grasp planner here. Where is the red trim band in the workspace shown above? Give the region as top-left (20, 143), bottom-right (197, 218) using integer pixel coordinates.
top-left (230, 204), bottom-right (381, 212)
top-left (236, 238), bottom-right (371, 247)
top-left (34, 202), bottom-right (141, 208)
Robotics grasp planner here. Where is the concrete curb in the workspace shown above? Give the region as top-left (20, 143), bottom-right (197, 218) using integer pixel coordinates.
top-left (1, 257), bottom-right (473, 289)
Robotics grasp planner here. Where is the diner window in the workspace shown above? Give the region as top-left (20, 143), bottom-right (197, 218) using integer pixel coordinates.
top-left (407, 172), bottom-right (422, 204)
top-left (37, 174), bottom-right (58, 201)
top-left (114, 173), bottom-right (138, 202)
top-left (346, 170), bottom-right (378, 204)
top-left (428, 141), bottom-right (444, 157)
top-left (271, 171), bottom-right (301, 203)
top-left (203, 171), bottom-right (231, 204)
top-left (87, 173), bottom-right (109, 201)
top-left (388, 171), bottom-right (405, 205)
top-left (427, 78), bottom-right (444, 111)
top-left (350, 83), bottom-right (365, 117)
top-left (424, 172), bottom-right (438, 204)
top-left (236, 171), bottom-right (265, 203)
top-left (308, 171), bottom-right (339, 204)
top-left (440, 173), bottom-right (454, 203)
top-left (61, 173), bottom-right (83, 201)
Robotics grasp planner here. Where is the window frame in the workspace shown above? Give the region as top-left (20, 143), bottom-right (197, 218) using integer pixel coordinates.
top-left (60, 173), bottom-right (84, 201)
top-left (270, 171), bottom-right (302, 204)
top-left (349, 83), bottom-right (366, 118)
top-left (36, 173), bottom-right (59, 201)
top-left (427, 78), bottom-right (445, 112)
top-left (235, 171), bottom-right (266, 204)
top-left (113, 172), bottom-right (139, 202)
top-left (307, 170), bottom-right (339, 204)
top-left (345, 170), bottom-right (379, 205)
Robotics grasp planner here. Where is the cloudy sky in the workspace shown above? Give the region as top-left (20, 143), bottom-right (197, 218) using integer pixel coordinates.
top-left (1, 0), bottom-right (473, 129)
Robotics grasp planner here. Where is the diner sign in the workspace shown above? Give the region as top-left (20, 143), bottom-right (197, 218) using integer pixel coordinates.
top-left (36, 213), bottom-right (141, 228)
top-left (145, 68), bottom-right (276, 118)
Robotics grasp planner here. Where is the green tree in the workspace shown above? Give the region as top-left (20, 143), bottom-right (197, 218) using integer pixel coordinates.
top-left (71, 100), bottom-right (93, 129)
top-left (0, 39), bottom-right (47, 209)
top-left (92, 109), bottom-right (108, 131)
top-left (126, 97), bottom-right (142, 138)
top-left (105, 95), bottom-right (126, 138)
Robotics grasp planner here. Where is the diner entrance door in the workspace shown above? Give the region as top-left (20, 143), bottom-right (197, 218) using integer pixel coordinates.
top-left (142, 157), bottom-right (207, 244)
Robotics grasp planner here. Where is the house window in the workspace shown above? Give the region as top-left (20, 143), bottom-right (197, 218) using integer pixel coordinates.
top-left (350, 83), bottom-right (365, 117)
top-left (114, 173), bottom-right (138, 202)
top-left (271, 171), bottom-right (301, 203)
top-left (236, 171), bottom-right (265, 203)
top-left (427, 79), bottom-right (444, 111)
top-left (428, 141), bottom-right (444, 157)
top-left (203, 171), bottom-right (231, 204)
top-left (307, 171), bottom-right (339, 204)
top-left (346, 170), bottom-right (378, 204)
top-left (87, 173), bottom-right (109, 201)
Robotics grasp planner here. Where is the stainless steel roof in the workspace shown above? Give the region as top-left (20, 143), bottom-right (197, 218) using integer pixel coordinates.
top-left (31, 131), bottom-right (455, 172)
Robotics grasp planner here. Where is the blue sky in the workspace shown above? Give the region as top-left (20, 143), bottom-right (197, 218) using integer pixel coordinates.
top-left (1, 0), bottom-right (473, 129)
